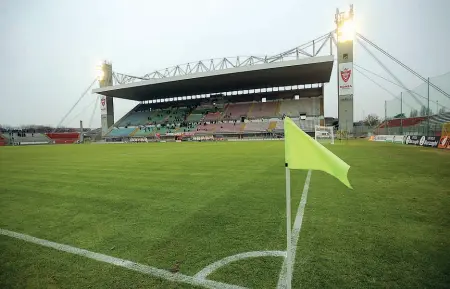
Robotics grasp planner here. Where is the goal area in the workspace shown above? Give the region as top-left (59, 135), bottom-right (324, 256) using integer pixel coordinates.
top-left (314, 125), bottom-right (335, 144)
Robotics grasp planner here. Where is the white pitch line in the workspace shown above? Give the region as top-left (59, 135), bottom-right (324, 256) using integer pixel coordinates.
top-left (0, 229), bottom-right (247, 289)
top-left (194, 250), bottom-right (286, 279)
top-left (276, 170), bottom-right (312, 289)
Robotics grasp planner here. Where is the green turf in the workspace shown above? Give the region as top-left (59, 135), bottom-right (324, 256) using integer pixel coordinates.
top-left (0, 235), bottom-right (199, 289)
top-left (0, 141), bottom-right (449, 288)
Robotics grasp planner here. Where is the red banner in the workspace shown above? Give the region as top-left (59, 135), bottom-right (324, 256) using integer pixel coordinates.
top-left (438, 136), bottom-right (450, 149)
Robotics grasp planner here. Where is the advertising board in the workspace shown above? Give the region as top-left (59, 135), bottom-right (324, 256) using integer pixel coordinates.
top-left (405, 135), bottom-right (439, 148)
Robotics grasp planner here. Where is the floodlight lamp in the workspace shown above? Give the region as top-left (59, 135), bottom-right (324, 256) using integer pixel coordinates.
top-left (95, 62), bottom-right (106, 81)
top-left (338, 18), bottom-right (355, 42)
top-left (96, 69), bottom-right (105, 81)
top-left (95, 63), bottom-right (105, 81)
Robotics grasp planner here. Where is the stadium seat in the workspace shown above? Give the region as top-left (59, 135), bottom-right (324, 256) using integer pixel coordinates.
top-left (278, 99), bottom-right (319, 117)
top-left (156, 127), bottom-right (173, 134)
top-left (166, 108), bottom-right (190, 122)
top-left (271, 119), bottom-right (316, 132)
top-left (243, 122), bottom-right (270, 132)
top-left (196, 123), bottom-right (216, 132)
top-left (377, 117), bottom-right (426, 129)
top-left (106, 128), bottom-right (136, 137)
top-left (176, 125), bottom-right (197, 133)
top-left (45, 132), bottom-right (80, 144)
top-left (248, 102), bottom-right (278, 119)
top-left (3, 133), bottom-right (50, 144)
top-left (298, 119), bottom-right (316, 132)
top-left (274, 121), bottom-right (284, 131)
top-left (192, 104), bottom-right (216, 115)
top-left (147, 110), bottom-right (169, 124)
top-left (133, 127), bottom-right (155, 136)
top-left (268, 121), bottom-right (277, 131)
top-left (119, 109), bottom-right (172, 126)
top-left (224, 103), bottom-right (252, 120)
top-left (186, 113), bottom-right (203, 122)
top-left (427, 112), bottom-right (450, 125)
top-left (119, 111), bottom-right (153, 126)
top-left (204, 112), bottom-right (222, 121)
top-left (214, 123), bottom-right (242, 133)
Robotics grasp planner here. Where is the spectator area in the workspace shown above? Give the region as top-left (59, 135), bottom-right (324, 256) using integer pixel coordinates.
top-left (272, 118), bottom-right (317, 132)
top-left (278, 99), bottom-right (319, 117)
top-left (248, 102), bottom-right (278, 119)
top-left (224, 103), bottom-right (252, 120)
top-left (187, 113), bottom-right (203, 122)
top-left (243, 122), bottom-right (270, 132)
top-left (204, 112), bottom-right (222, 121)
top-left (215, 123), bottom-right (242, 133)
top-left (133, 127), bottom-right (155, 137)
top-left (377, 117), bottom-right (426, 129)
top-left (119, 112), bottom-right (151, 126)
top-left (108, 97), bottom-right (321, 136)
top-left (106, 128), bottom-right (136, 137)
top-left (428, 112), bottom-right (450, 124)
top-left (46, 133), bottom-right (80, 144)
top-left (2, 133), bottom-right (51, 144)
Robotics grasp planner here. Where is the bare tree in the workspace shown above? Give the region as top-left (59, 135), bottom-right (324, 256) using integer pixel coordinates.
top-left (420, 105), bottom-right (427, 116)
top-left (409, 109), bottom-right (418, 117)
top-left (420, 105), bottom-right (433, 116)
top-left (364, 114), bottom-right (380, 127)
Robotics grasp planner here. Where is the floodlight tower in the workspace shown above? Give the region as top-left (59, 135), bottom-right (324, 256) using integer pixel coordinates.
top-left (97, 61), bottom-right (114, 136)
top-left (336, 5), bottom-right (355, 133)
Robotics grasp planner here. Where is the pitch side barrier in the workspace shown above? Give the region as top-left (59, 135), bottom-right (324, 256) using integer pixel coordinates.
top-left (372, 135), bottom-right (405, 144)
top-left (404, 135), bottom-right (440, 148)
top-left (371, 134), bottom-right (449, 149)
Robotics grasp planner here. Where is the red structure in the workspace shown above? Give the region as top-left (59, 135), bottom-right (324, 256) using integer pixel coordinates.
top-left (45, 133), bottom-right (79, 144)
top-left (377, 117), bottom-right (426, 129)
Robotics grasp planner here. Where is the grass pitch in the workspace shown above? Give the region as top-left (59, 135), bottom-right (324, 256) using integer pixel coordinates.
top-left (0, 140), bottom-right (449, 288)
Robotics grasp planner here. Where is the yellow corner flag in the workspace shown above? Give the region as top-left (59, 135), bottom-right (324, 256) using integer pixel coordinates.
top-left (284, 117), bottom-right (352, 188)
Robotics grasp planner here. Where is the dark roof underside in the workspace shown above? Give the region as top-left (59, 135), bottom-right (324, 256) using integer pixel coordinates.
top-left (93, 55), bottom-right (334, 101)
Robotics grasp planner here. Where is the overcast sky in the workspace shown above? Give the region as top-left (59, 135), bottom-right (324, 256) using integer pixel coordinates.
top-left (1, 0), bottom-right (449, 128)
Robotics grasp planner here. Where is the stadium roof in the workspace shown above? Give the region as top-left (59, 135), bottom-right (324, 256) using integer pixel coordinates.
top-left (93, 55), bottom-right (334, 101)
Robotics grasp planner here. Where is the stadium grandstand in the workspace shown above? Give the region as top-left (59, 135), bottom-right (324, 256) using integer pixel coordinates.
top-left (93, 55), bottom-right (332, 142)
top-left (98, 88), bottom-right (325, 141)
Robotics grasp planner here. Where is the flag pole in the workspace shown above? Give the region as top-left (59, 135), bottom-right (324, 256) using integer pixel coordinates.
top-left (285, 164), bottom-right (292, 289)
